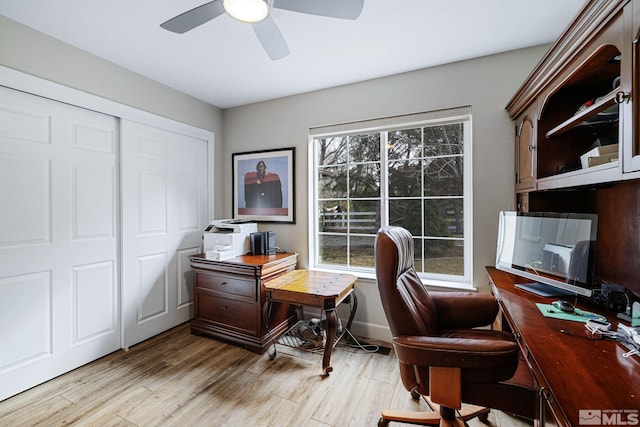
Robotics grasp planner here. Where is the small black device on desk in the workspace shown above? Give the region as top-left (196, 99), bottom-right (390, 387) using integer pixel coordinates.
top-left (250, 231), bottom-right (276, 255)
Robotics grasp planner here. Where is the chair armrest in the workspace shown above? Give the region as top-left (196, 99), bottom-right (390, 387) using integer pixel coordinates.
top-left (392, 335), bottom-right (519, 371)
top-left (430, 292), bottom-right (498, 329)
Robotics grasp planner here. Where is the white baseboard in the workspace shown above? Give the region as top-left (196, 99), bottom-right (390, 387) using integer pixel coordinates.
top-left (348, 320), bottom-right (392, 344)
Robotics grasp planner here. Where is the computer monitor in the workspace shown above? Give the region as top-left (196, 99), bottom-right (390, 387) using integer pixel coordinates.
top-left (496, 211), bottom-right (598, 297)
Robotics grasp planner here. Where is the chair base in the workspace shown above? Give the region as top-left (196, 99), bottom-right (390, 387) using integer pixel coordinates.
top-left (379, 398), bottom-right (490, 427)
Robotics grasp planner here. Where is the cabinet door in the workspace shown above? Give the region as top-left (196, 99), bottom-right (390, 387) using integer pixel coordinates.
top-left (627, 0), bottom-right (640, 172)
top-left (515, 110), bottom-right (536, 191)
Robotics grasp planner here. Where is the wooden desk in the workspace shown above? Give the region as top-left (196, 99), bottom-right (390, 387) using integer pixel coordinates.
top-left (265, 270), bottom-right (358, 374)
top-left (487, 267), bottom-right (640, 426)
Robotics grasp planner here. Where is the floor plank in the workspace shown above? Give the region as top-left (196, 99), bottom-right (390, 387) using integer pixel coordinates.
top-left (0, 323), bottom-right (533, 427)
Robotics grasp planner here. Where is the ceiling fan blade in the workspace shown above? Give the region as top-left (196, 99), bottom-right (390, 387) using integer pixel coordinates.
top-left (272, 0), bottom-right (364, 20)
top-left (252, 16), bottom-right (290, 60)
top-left (160, 0), bottom-right (225, 34)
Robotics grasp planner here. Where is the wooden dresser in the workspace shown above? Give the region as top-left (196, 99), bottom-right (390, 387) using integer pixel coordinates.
top-left (189, 252), bottom-right (298, 353)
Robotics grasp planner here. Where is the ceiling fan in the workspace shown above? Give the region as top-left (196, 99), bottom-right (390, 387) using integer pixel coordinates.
top-left (160, 0), bottom-right (365, 60)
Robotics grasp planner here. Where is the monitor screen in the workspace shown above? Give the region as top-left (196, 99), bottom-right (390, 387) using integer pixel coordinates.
top-left (496, 211), bottom-right (598, 297)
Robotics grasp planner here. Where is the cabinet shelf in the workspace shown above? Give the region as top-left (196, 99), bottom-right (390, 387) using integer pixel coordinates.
top-left (545, 90), bottom-right (618, 138)
top-left (536, 159), bottom-right (620, 190)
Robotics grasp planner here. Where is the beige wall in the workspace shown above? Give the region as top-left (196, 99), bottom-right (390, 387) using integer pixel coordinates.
top-left (222, 46), bottom-right (549, 340)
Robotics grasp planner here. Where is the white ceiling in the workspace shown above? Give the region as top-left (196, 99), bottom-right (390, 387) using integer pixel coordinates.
top-left (1, 0), bottom-right (588, 109)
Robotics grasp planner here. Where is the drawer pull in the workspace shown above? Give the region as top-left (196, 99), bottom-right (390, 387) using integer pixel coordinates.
top-left (615, 90), bottom-right (630, 104)
top-left (221, 281), bottom-right (227, 286)
top-left (221, 305), bottom-right (228, 310)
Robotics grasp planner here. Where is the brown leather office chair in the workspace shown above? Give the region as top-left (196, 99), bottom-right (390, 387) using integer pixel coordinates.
top-left (375, 226), bottom-right (535, 426)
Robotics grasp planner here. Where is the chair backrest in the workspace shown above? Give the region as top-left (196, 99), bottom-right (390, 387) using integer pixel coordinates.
top-left (375, 226), bottom-right (439, 337)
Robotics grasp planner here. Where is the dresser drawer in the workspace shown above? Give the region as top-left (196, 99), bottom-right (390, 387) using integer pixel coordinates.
top-left (196, 272), bottom-right (256, 299)
top-left (197, 291), bottom-right (257, 334)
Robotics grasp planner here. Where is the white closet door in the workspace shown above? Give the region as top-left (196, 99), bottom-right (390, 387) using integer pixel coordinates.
top-left (0, 87), bottom-right (120, 401)
top-left (121, 120), bottom-right (207, 348)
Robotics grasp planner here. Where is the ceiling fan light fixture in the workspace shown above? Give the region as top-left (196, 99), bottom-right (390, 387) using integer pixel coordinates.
top-left (223, 0), bottom-right (270, 23)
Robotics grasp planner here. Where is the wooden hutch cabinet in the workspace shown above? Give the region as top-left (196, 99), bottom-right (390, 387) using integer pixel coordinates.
top-left (506, 1), bottom-right (640, 423)
top-left (508, 0), bottom-right (631, 193)
top-left (189, 252), bottom-right (298, 354)
top-left (506, 0), bottom-right (640, 294)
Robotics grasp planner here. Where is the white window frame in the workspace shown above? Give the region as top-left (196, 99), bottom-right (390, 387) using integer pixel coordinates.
top-left (308, 107), bottom-right (473, 290)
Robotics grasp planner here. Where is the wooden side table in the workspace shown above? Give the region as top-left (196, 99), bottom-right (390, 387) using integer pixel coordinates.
top-left (264, 269), bottom-right (358, 374)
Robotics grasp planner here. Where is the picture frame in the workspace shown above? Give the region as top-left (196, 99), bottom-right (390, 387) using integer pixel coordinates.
top-left (232, 147), bottom-right (295, 223)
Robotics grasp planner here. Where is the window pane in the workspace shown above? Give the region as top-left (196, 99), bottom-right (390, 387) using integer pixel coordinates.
top-left (319, 235), bottom-right (347, 265)
top-left (349, 235), bottom-right (375, 267)
top-left (349, 134), bottom-right (380, 162)
top-left (351, 200), bottom-right (380, 234)
top-left (388, 128), bottom-right (422, 160)
top-left (317, 136), bottom-right (348, 165)
top-left (318, 165), bottom-right (347, 198)
top-left (349, 163), bottom-right (380, 198)
top-left (413, 238), bottom-right (424, 272)
top-left (424, 239), bottom-right (464, 276)
top-left (389, 199), bottom-right (422, 235)
top-left (319, 201), bottom-right (346, 233)
top-left (424, 199), bottom-right (463, 238)
top-left (423, 156), bottom-right (463, 197)
top-left (424, 124), bottom-right (463, 156)
top-left (389, 159), bottom-right (422, 197)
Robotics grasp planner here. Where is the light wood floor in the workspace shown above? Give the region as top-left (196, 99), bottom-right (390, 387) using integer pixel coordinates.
top-left (0, 323), bottom-right (532, 427)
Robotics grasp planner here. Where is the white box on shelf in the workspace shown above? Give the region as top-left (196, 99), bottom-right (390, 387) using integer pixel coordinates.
top-left (580, 144), bottom-right (618, 168)
top-left (587, 154), bottom-right (618, 167)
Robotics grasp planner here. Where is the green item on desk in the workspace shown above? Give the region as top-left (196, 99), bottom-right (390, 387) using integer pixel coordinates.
top-left (536, 303), bottom-right (607, 323)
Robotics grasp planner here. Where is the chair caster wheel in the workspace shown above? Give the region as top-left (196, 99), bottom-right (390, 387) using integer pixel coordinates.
top-left (411, 389), bottom-right (421, 400)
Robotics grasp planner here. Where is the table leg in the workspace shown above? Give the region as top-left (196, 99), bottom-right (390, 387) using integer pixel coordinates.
top-left (345, 293), bottom-right (358, 343)
top-left (322, 308), bottom-right (337, 375)
top-left (262, 296), bottom-right (277, 359)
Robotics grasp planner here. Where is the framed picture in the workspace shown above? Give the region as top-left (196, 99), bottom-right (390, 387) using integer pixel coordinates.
top-left (232, 147), bottom-right (295, 223)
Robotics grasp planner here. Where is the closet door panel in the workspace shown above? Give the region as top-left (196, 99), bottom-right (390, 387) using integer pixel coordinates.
top-left (0, 86), bottom-right (119, 401)
top-left (121, 120), bottom-right (207, 348)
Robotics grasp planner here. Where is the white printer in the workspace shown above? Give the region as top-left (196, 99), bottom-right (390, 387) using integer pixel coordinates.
top-left (203, 219), bottom-right (258, 258)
